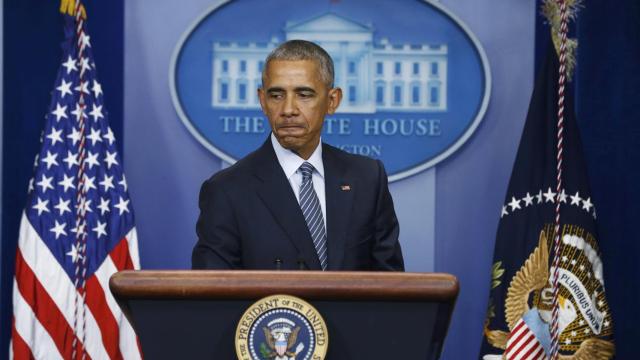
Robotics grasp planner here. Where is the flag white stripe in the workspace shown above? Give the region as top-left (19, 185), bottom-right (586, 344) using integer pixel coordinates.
top-left (80, 300), bottom-right (111, 360)
top-left (119, 321), bottom-right (141, 360)
top-left (125, 228), bottom-right (140, 269)
top-left (506, 320), bottom-right (528, 357)
top-left (513, 334), bottom-right (537, 360)
top-left (523, 344), bottom-right (545, 360)
top-left (19, 213), bottom-right (110, 360)
top-left (95, 253), bottom-right (141, 359)
top-left (18, 213), bottom-right (77, 327)
top-left (118, 231), bottom-right (142, 357)
top-left (12, 280), bottom-right (64, 360)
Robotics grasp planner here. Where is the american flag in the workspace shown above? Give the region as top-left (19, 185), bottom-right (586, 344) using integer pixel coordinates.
top-left (504, 311), bottom-right (549, 360)
top-left (10, 5), bottom-right (141, 360)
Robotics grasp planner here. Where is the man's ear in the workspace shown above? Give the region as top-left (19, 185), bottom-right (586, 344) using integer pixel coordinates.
top-left (258, 87), bottom-right (266, 111)
top-left (327, 87), bottom-right (343, 115)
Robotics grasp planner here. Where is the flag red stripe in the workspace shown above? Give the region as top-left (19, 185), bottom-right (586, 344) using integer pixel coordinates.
top-left (511, 333), bottom-right (536, 358)
top-left (11, 317), bottom-right (35, 360)
top-left (108, 237), bottom-right (144, 358)
top-left (136, 336), bottom-right (144, 359)
top-left (86, 275), bottom-right (124, 360)
top-left (110, 237), bottom-right (134, 271)
top-left (505, 321), bottom-right (527, 353)
top-left (521, 338), bottom-right (543, 360)
top-left (507, 320), bottom-right (526, 341)
top-left (14, 249), bottom-right (79, 358)
top-left (529, 345), bottom-right (546, 360)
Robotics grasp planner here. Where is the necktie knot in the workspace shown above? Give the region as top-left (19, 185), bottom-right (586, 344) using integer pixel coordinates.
top-left (299, 162), bottom-right (314, 180)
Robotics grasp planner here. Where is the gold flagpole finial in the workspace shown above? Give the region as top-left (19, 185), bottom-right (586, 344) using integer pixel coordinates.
top-left (59, 0), bottom-right (87, 20)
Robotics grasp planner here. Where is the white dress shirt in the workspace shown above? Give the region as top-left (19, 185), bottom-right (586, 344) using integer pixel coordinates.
top-left (271, 133), bottom-right (326, 228)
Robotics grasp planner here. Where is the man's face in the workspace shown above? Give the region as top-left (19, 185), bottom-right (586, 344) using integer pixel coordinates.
top-left (259, 59), bottom-right (342, 159)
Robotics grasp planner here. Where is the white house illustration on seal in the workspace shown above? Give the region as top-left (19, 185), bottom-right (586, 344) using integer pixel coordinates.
top-left (211, 13), bottom-right (448, 113)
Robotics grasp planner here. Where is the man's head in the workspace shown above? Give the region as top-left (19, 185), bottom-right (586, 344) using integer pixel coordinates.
top-left (258, 40), bottom-right (342, 160)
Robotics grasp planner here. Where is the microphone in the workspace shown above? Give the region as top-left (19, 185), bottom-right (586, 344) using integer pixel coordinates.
top-left (274, 258), bottom-right (282, 270)
top-left (297, 258), bottom-right (306, 270)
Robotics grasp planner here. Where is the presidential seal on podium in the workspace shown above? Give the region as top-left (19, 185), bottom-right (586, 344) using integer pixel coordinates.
top-left (235, 295), bottom-right (328, 360)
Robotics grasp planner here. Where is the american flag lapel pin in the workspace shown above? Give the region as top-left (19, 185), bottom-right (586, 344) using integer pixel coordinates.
top-left (341, 185), bottom-right (351, 191)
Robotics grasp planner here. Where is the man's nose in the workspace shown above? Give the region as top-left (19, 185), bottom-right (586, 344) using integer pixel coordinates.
top-left (282, 94), bottom-right (299, 116)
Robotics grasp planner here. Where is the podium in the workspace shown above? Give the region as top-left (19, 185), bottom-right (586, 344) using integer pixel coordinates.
top-left (110, 271), bottom-right (458, 359)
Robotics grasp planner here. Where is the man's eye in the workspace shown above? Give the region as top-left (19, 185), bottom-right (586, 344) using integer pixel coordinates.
top-left (269, 93), bottom-right (284, 100)
top-left (298, 92), bottom-right (314, 98)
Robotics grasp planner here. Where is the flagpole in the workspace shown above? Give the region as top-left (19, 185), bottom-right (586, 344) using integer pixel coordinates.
top-left (550, 0), bottom-right (569, 358)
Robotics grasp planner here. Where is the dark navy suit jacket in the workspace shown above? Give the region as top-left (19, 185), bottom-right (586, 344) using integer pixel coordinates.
top-left (192, 138), bottom-right (404, 271)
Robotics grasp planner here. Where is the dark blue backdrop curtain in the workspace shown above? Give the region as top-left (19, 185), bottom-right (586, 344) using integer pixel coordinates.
top-left (574, 1), bottom-right (640, 358)
top-left (1, 0), bottom-right (124, 355)
top-left (535, 1), bottom-right (640, 358)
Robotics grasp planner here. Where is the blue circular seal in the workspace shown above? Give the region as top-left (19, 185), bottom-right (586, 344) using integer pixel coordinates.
top-left (171, 0), bottom-right (491, 181)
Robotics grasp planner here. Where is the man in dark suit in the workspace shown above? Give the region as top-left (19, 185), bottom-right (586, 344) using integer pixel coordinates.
top-left (192, 40), bottom-right (404, 271)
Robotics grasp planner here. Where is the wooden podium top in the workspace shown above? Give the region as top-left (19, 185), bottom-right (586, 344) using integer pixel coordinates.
top-left (110, 270), bottom-right (458, 302)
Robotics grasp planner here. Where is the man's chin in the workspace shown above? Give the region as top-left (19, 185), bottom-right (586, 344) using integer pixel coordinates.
top-left (275, 135), bottom-right (303, 150)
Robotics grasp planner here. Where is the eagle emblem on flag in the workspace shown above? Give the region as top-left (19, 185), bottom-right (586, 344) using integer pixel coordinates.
top-left (484, 228), bottom-right (614, 359)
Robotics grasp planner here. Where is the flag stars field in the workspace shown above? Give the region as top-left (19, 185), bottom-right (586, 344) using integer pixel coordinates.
top-left (67, 127), bottom-right (81, 145)
top-left (74, 80), bottom-right (90, 95)
top-left (54, 198), bottom-right (71, 216)
top-left (85, 151), bottom-right (100, 169)
top-left (71, 103), bottom-right (86, 121)
top-left (58, 174), bottom-right (75, 192)
top-left (92, 221), bottom-right (107, 238)
top-left (51, 103), bottom-right (68, 121)
top-left (32, 198), bottom-right (50, 216)
top-left (508, 197), bottom-right (521, 211)
top-left (99, 175), bottom-right (115, 192)
top-left (62, 151), bottom-right (79, 169)
top-left (87, 127), bottom-right (103, 145)
top-left (97, 197), bottom-right (110, 215)
top-left (557, 189), bottom-right (568, 203)
top-left (36, 174), bottom-right (54, 193)
top-left (92, 80), bottom-right (102, 98)
top-left (543, 187), bottom-right (556, 202)
top-left (103, 127), bottom-right (115, 145)
top-left (114, 196), bottom-right (130, 215)
top-left (62, 55), bottom-right (77, 73)
top-left (66, 243), bottom-right (82, 263)
top-left (89, 104), bottom-right (103, 121)
top-left (56, 79), bottom-right (73, 98)
top-left (49, 220), bottom-right (67, 239)
top-left (78, 56), bottom-right (91, 74)
top-left (500, 188), bottom-right (597, 219)
top-left (41, 151), bottom-right (59, 169)
top-left (104, 151), bottom-right (118, 168)
top-left (46, 127), bottom-right (64, 145)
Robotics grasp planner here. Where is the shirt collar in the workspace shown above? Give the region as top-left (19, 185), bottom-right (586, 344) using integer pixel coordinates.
top-left (271, 133), bottom-right (324, 179)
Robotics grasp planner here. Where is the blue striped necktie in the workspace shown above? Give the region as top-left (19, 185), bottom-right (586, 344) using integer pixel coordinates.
top-left (298, 162), bottom-right (328, 270)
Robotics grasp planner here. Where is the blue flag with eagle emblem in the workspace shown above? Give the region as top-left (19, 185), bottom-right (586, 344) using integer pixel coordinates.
top-left (479, 41), bottom-right (615, 359)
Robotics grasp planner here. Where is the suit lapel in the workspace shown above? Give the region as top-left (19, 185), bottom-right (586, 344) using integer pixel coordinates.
top-left (323, 144), bottom-right (354, 270)
top-left (253, 140), bottom-right (322, 270)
